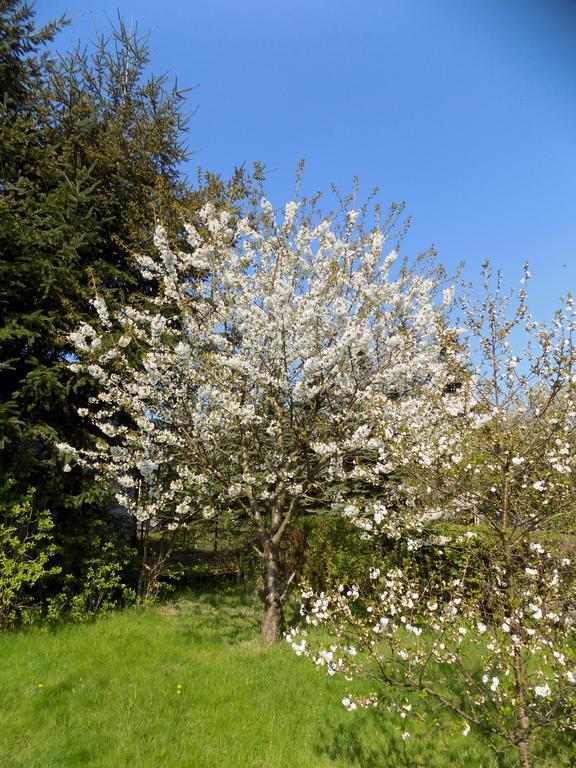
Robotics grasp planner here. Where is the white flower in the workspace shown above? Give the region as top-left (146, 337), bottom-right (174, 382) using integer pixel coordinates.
top-left (529, 603), bottom-right (543, 620)
top-left (462, 722), bottom-right (470, 736)
top-left (136, 458), bottom-right (158, 479)
top-left (284, 200), bottom-right (298, 226)
top-left (534, 683), bottom-right (551, 698)
top-left (291, 640), bottom-right (307, 656)
top-left (490, 677), bottom-right (500, 692)
top-left (347, 210), bottom-right (359, 226)
top-left (175, 501), bottom-right (189, 516)
top-left (342, 696), bottom-right (357, 711)
top-left (87, 364), bottom-right (104, 379)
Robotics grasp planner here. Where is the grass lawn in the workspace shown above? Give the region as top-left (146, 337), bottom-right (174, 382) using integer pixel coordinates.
top-left (0, 586), bottom-right (524, 767)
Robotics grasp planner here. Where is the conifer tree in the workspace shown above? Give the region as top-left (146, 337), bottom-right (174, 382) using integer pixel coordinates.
top-left (0, 1), bottom-right (243, 612)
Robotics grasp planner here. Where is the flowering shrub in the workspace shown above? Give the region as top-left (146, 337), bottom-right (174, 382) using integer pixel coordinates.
top-left (290, 267), bottom-right (576, 767)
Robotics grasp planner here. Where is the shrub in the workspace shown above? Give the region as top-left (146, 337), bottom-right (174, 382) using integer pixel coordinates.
top-left (45, 518), bottom-right (137, 623)
top-left (284, 515), bottom-right (382, 592)
top-left (0, 481), bottom-right (60, 628)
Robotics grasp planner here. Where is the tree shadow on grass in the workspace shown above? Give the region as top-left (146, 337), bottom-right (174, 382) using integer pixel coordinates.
top-left (314, 681), bottom-right (576, 768)
top-left (170, 585), bottom-right (261, 645)
top-left (315, 710), bottom-right (409, 768)
top-left (313, 681), bottom-right (512, 768)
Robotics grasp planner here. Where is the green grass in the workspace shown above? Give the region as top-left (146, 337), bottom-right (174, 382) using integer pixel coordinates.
top-left (0, 587), bottom-right (512, 767)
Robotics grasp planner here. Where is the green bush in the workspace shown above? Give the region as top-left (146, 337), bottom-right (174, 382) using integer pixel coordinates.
top-left (45, 518), bottom-right (137, 623)
top-left (0, 479), bottom-right (140, 627)
top-left (0, 481), bottom-right (60, 628)
top-left (283, 515), bottom-right (383, 591)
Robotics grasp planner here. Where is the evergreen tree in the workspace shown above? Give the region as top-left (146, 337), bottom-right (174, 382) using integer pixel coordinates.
top-left (0, 2), bottom-right (248, 614)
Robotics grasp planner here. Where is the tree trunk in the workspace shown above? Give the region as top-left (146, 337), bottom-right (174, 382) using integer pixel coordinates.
top-left (261, 539), bottom-right (282, 646)
top-left (517, 739), bottom-right (532, 768)
top-left (512, 644), bottom-right (532, 768)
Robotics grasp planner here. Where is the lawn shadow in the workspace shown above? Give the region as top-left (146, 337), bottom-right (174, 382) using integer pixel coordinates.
top-left (169, 585), bottom-right (262, 645)
top-left (315, 709), bottom-right (408, 768)
top-left (314, 669), bottom-right (576, 768)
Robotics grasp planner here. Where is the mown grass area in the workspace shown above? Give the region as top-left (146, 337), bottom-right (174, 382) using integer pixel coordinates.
top-left (0, 586), bottom-right (516, 767)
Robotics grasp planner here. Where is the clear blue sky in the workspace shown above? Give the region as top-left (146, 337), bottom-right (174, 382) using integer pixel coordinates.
top-left (35, 0), bottom-right (576, 320)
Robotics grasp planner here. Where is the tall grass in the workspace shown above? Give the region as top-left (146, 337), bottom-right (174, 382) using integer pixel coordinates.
top-left (0, 586), bottom-right (506, 767)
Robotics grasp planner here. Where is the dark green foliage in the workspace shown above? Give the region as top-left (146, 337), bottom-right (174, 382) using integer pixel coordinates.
top-left (0, 475), bottom-right (140, 625)
top-left (44, 518), bottom-right (138, 623)
top-left (0, 4), bottom-right (191, 474)
top-left (284, 516), bottom-right (382, 591)
top-left (152, 519), bottom-right (261, 592)
top-left (0, 1), bottom-right (64, 104)
top-left (0, 1), bottom-right (66, 450)
top-left (0, 2), bottom-right (198, 617)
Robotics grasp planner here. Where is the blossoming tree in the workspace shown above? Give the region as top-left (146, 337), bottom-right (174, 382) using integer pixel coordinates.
top-left (60, 191), bottom-right (455, 644)
top-left (292, 265), bottom-right (576, 766)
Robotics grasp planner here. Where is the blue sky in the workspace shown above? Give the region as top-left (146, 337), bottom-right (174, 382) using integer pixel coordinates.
top-left (35, 0), bottom-right (576, 321)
